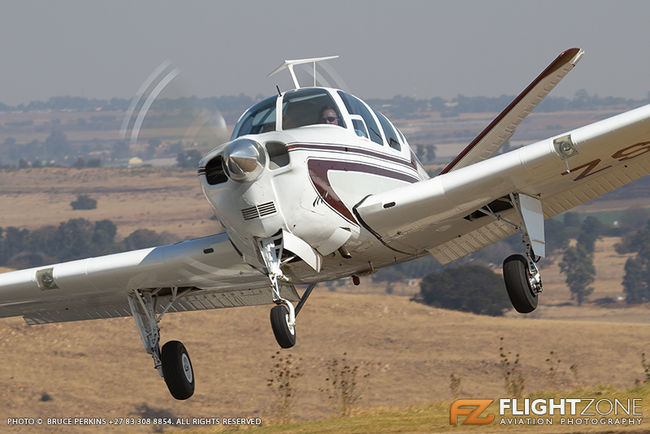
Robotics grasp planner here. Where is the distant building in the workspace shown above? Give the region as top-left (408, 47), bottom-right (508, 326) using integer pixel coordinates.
top-left (128, 157), bottom-right (143, 167)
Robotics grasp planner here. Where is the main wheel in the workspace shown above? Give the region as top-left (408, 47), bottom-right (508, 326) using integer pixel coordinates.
top-left (161, 340), bottom-right (195, 400)
top-left (270, 304), bottom-right (296, 348)
top-left (503, 254), bottom-right (539, 313)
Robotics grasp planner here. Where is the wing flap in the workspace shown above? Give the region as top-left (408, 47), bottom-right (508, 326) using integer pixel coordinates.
top-left (22, 285), bottom-right (299, 325)
top-left (428, 213), bottom-right (518, 264)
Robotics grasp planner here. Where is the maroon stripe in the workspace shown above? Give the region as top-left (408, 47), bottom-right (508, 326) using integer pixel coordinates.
top-left (288, 143), bottom-right (418, 171)
top-left (440, 48), bottom-right (581, 175)
top-left (307, 159), bottom-right (418, 224)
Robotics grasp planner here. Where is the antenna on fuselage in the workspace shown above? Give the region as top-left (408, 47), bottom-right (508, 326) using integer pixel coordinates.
top-left (267, 55), bottom-right (339, 89)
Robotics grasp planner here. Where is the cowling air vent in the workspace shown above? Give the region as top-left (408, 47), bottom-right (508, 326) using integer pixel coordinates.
top-left (241, 202), bottom-right (277, 220)
top-left (202, 155), bottom-right (228, 185)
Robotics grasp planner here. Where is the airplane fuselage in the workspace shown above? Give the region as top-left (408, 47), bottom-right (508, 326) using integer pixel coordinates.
top-left (198, 87), bottom-right (429, 283)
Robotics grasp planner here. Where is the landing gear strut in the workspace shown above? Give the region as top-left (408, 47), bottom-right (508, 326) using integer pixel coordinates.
top-left (503, 193), bottom-right (544, 313)
top-left (476, 193), bottom-right (544, 313)
top-left (128, 288), bottom-right (195, 400)
top-left (259, 235), bottom-right (317, 349)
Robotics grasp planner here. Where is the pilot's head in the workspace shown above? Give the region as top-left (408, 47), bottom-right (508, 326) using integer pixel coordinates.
top-left (319, 106), bottom-right (339, 125)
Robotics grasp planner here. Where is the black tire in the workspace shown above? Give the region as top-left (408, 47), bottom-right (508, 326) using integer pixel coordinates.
top-left (270, 304), bottom-right (296, 348)
top-left (161, 340), bottom-right (195, 400)
top-left (503, 254), bottom-right (539, 313)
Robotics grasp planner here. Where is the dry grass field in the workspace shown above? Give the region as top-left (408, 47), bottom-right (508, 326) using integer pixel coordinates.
top-left (0, 168), bottom-right (219, 239)
top-left (0, 166), bottom-right (649, 432)
top-left (0, 291), bottom-right (649, 433)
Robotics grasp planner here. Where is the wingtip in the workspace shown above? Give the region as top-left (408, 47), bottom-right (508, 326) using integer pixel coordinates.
top-left (562, 47), bottom-right (585, 65)
top-left (572, 49), bottom-right (585, 65)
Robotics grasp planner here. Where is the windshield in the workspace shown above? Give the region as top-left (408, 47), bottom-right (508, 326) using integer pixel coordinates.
top-left (231, 96), bottom-right (277, 139)
top-left (282, 88), bottom-right (346, 130)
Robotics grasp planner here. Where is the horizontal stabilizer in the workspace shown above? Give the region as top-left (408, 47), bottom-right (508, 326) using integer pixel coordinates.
top-left (441, 48), bottom-right (584, 174)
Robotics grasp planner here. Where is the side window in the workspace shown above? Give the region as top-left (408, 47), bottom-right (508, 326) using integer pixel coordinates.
top-left (396, 127), bottom-right (408, 145)
top-left (338, 91), bottom-right (383, 145)
top-left (350, 115), bottom-right (369, 138)
top-left (374, 110), bottom-right (401, 151)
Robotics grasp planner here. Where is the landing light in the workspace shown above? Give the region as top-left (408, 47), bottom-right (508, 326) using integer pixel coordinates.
top-left (553, 135), bottom-right (578, 158)
top-left (222, 139), bottom-right (267, 182)
top-left (553, 135), bottom-right (578, 173)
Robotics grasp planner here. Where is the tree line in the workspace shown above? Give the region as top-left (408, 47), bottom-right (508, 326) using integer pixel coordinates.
top-left (617, 220), bottom-right (650, 304)
top-left (3, 213), bottom-right (649, 315)
top-left (0, 218), bottom-right (177, 269)
top-left (402, 209), bottom-right (650, 316)
top-left (2, 90), bottom-right (649, 119)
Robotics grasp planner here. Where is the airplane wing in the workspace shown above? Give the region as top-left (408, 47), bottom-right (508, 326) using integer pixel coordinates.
top-left (355, 104), bottom-right (650, 263)
top-left (0, 233), bottom-right (297, 324)
top-left (440, 48), bottom-right (584, 175)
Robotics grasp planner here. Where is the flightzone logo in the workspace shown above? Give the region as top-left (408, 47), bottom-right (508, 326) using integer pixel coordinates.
top-left (449, 400), bottom-right (494, 425)
top-left (450, 398), bottom-right (644, 427)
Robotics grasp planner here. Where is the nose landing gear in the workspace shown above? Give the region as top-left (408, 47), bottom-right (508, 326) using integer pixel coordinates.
top-left (259, 234), bottom-right (318, 349)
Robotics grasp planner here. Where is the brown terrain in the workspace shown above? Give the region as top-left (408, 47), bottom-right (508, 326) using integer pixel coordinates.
top-left (0, 168), bottom-right (219, 239)
top-left (0, 106), bottom-right (648, 432)
top-left (1, 290), bottom-right (649, 433)
top-left (0, 165), bottom-right (648, 433)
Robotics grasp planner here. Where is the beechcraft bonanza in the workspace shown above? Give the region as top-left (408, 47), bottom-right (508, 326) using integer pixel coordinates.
top-left (1, 49), bottom-right (649, 400)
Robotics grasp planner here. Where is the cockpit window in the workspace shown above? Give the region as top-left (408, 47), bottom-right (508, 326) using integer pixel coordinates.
top-left (337, 91), bottom-right (383, 145)
top-left (374, 110), bottom-right (401, 151)
top-left (281, 88), bottom-right (345, 130)
top-left (231, 96), bottom-right (277, 139)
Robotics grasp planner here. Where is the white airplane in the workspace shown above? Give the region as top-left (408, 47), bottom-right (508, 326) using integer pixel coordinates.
top-left (1, 50), bottom-right (649, 400)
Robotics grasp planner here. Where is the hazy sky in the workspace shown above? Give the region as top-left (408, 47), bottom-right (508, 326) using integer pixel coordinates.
top-left (1, 0), bottom-right (649, 105)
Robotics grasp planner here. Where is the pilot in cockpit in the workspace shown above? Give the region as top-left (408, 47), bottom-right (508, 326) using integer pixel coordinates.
top-left (319, 106), bottom-right (340, 126)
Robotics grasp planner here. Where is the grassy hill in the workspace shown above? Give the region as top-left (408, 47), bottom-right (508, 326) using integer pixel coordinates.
top-left (0, 166), bottom-right (648, 432)
top-left (212, 385), bottom-right (650, 433)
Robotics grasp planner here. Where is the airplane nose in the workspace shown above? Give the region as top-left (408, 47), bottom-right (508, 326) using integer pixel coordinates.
top-left (222, 139), bottom-right (267, 182)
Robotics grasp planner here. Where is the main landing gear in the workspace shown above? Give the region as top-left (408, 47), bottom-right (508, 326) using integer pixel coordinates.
top-left (259, 235), bottom-right (317, 349)
top-left (128, 288), bottom-right (195, 400)
top-left (503, 252), bottom-right (542, 313)
top-left (477, 193), bottom-right (545, 313)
